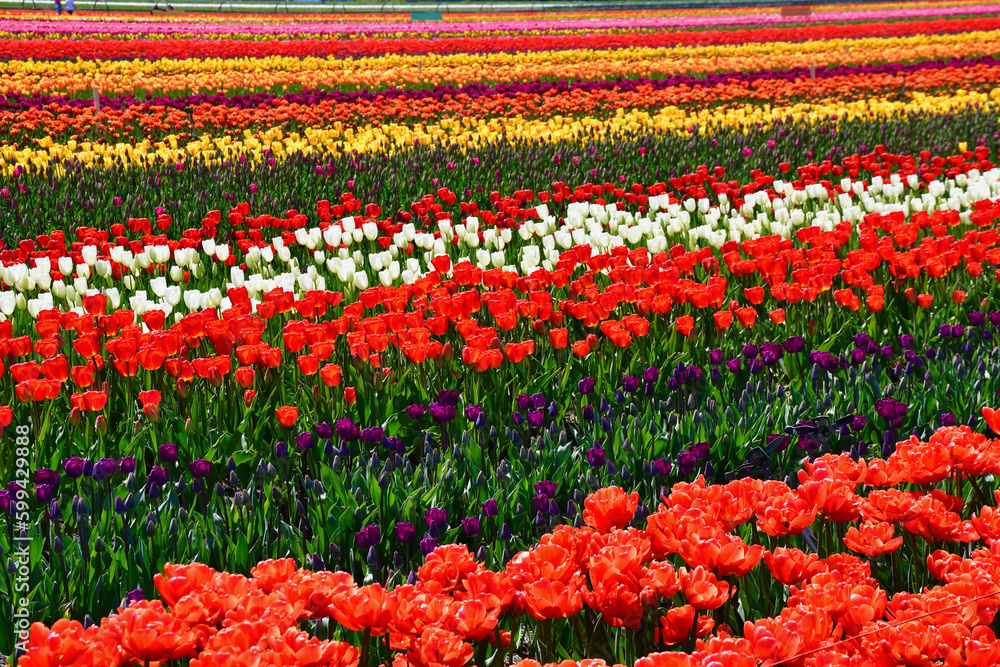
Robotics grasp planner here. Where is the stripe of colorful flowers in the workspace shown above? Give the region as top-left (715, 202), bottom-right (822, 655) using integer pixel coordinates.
top-left (6, 3), bottom-right (1000, 665)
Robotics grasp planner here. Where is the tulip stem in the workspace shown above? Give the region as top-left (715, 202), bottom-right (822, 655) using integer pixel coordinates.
top-left (359, 629), bottom-right (372, 667)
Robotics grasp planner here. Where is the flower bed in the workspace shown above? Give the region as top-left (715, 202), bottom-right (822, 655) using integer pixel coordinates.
top-left (3, 3), bottom-right (1000, 662)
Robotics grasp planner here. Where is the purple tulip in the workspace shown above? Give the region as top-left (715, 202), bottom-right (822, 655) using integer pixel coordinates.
top-left (63, 456), bottom-right (86, 479)
top-left (461, 516), bottom-right (481, 537)
top-left (356, 524), bottom-right (381, 550)
top-left (586, 446), bottom-right (606, 467)
top-left (34, 468), bottom-right (58, 487)
top-left (578, 377), bottom-right (595, 395)
top-left (482, 499), bottom-right (498, 517)
top-left (406, 404), bottom-right (427, 420)
top-left (146, 466), bottom-right (167, 488)
top-left (93, 458), bottom-right (117, 482)
top-left (419, 534), bottom-right (437, 556)
top-left (124, 588), bottom-right (146, 607)
top-left (428, 403), bottom-right (455, 424)
top-left (424, 507), bottom-right (447, 530)
top-left (315, 422), bottom-right (334, 439)
top-left (534, 480), bottom-right (558, 498)
top-left (158, 443), bottom-right (178, 464)
top-left (651, 458), bottom-right (671, 477)
top-left (118, 457), bottom-right (136, 475)
top-left (189, 459), bottom-right (211, 479)
top-left (396, 522), bottom-right (416, 543)
top-left (336, 418), bottom-right (360, 441)
top-left (436, 389), bottom-right (460, 407)
top-left (360, 427), bottom-right (383, 444)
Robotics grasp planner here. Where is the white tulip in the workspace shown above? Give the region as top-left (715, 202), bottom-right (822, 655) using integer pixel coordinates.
top-left (165, 285), bottom-right (182, 306)
top-left (324, 226), bottom-right (342, 247)
top-left (106, 287), bottom-right (121, 309)
top-left (183, 289), bottom-right (202, 311)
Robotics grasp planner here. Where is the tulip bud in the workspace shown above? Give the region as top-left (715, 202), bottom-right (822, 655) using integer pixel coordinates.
top-left (442, 342), bottom-right (454, 361)
top-left (69, 407), bottom-right (82, 426)
top-left (312, 384), bottom-right (322, 401)
top-left (208, 367), bottom-right (223, 388)
top-left (176, 378), bottom-right (190, 398)
top-left (532, 319), bottom-right (548, 336)
top-left (143, 404), bottom-right (159, 421)
top-left (95, 415), bottom-right (107, 436)
top-left (185, 418), bottom-right (193, 435)
top-left (373, 372), bottom-right (384, 391)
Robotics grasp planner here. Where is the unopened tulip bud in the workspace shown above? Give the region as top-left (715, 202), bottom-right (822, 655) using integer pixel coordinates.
top-left (532, 319), bottom-right (548, 336)
top-left (69, 407), bottom-right (82, 426)
top-left (185, 418), bottom-right (193, 435)
top-left (442, 342), bottom-right (454, 361)
top-left (208, 367), bottom-right (223, 387)
top-left (374, 372), bottom-right (384, 391)
top-left (176, 378), bottom-right (190, 398)
top-left (143, 404), bottom-right (159, 421)
top-left (95, 415), bottom-right (107, 436)
top-left (313, 384), bottom-right (322, 401)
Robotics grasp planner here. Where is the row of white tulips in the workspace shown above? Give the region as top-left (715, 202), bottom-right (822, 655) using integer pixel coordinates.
top-left (0, 167), bottom-right (996, 325)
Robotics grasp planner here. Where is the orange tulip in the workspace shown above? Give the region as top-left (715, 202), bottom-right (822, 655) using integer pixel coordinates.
top-left (276, 405), bottom-right (298, 427)
top-left (843, 521), bottom-right (903, 557)
top-left (657, 605), bottom-right (715, 645)
top-left (329, 583), bottom-right (393, 635)
top-left (675, 316), bottom-right (694, 337)
top-left (522, 578), bottom-right (583, 620)
top-left (713, 310), bottom-right (733, 330)
top-left (582, 486), bottom-right (639, 533)
top-left (735, 307), bottom-right (756, 329)
top-left (107, 600), bottom-right (197, 663)
top-left (763, 547), bottom-right (823, 587)
top-left (983, 407), bottom-right (1000, 435)
top-left (549, 327), bottom-right (568, 349)
top-left (678, 566), bottom-right (730, 610)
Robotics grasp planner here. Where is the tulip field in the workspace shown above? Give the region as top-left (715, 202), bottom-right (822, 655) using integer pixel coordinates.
top-left (11, 1), bottom-right (1000, 665)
